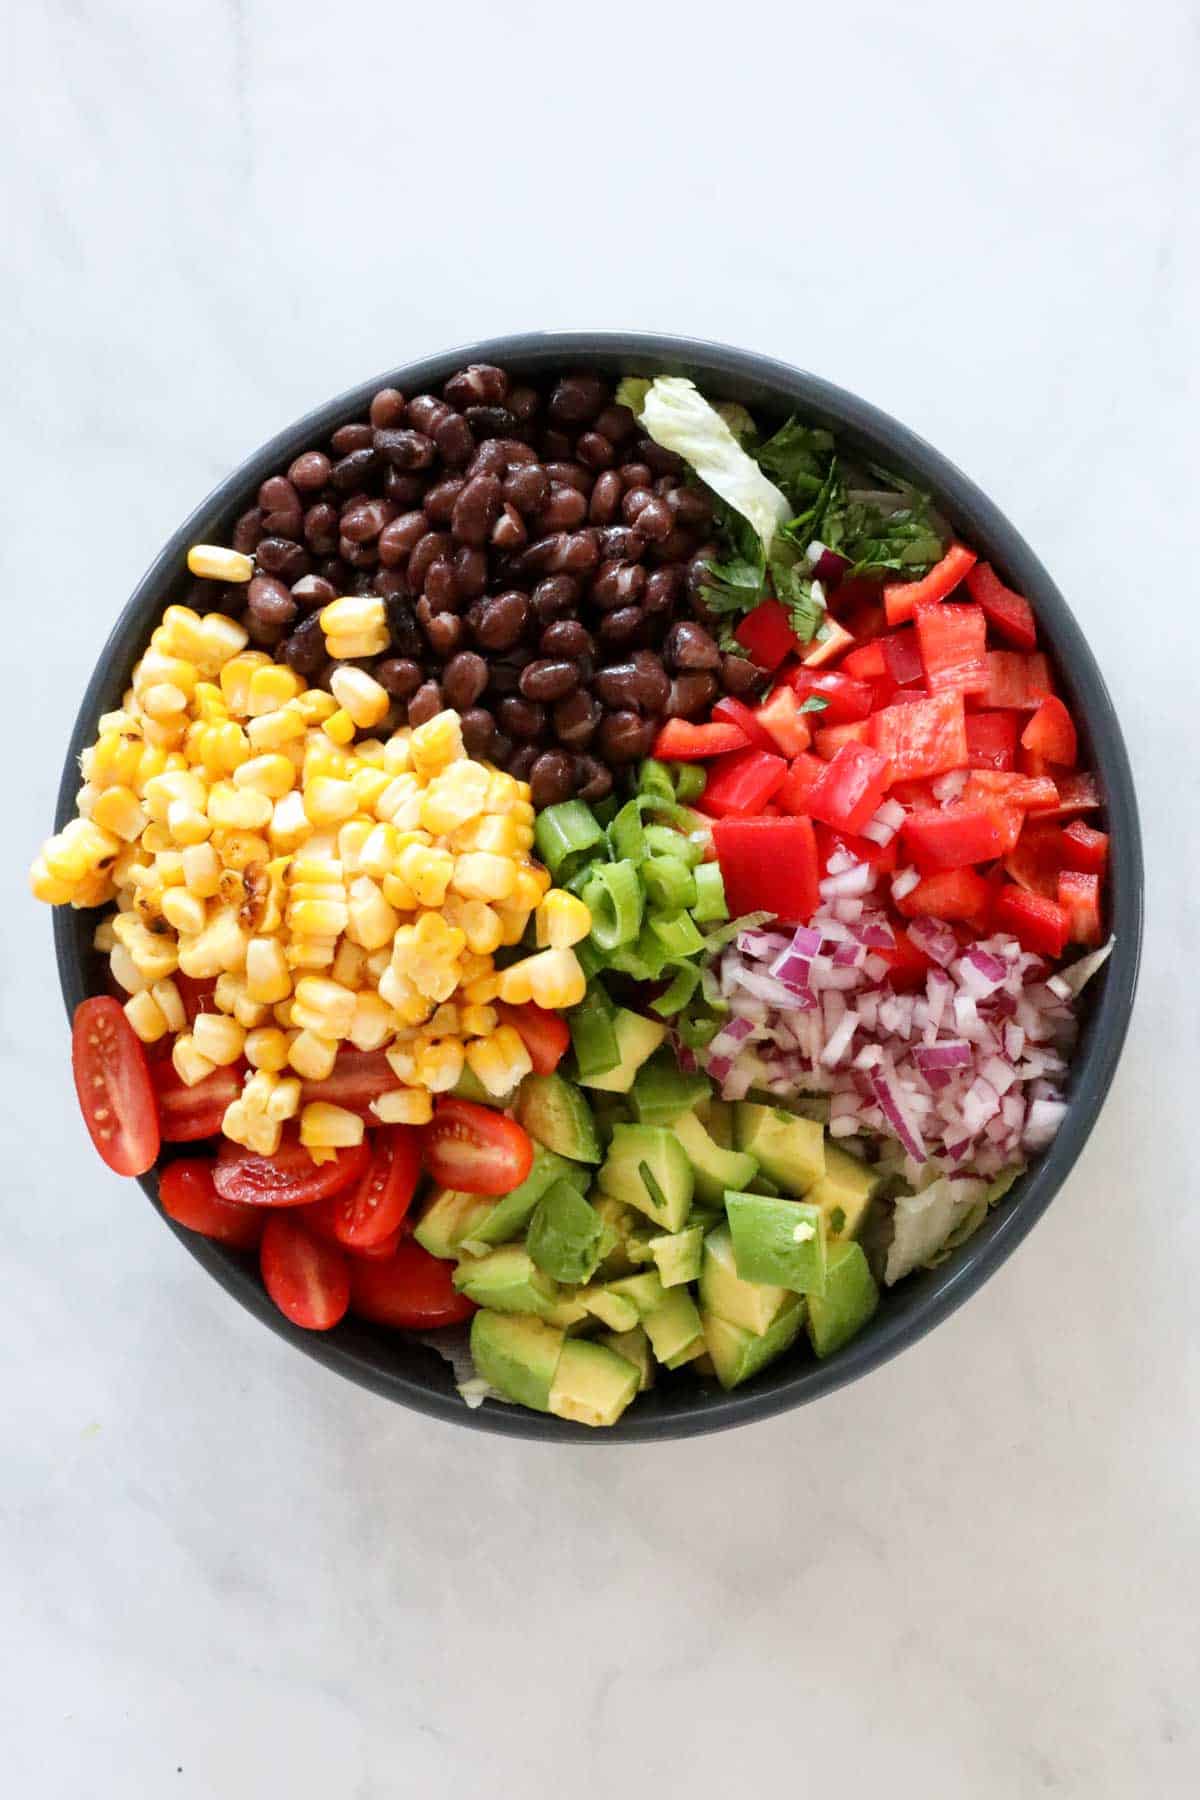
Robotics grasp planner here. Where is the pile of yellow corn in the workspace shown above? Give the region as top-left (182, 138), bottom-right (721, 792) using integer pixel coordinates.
top-left (31, 564), bottom-right (591, 1161)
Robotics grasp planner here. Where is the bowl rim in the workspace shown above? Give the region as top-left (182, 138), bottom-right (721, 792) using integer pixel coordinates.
top-left (53, 330), bottom-right (1144, 1443)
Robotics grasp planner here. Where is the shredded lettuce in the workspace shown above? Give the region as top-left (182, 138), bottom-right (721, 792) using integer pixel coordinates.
top-left (616, 376), bottom-right (651, 419)
top-left (638, 378), bottom-right (791, 554)
top-left (884, 1178), bottom-right (989, 1285)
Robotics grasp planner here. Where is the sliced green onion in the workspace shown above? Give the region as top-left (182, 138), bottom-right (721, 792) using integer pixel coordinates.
top-left (650, 962), bottom-right (701, 1018)
top-left (701, 908), bottom-right (771, 952)
top-left (583, 860), bottom-right (644, 951)
top-left (672, 763), bottom-right (707, 804)
top-left (636, 759), bottom-right (676, 803)
top-left (534, 800), bottom-right (605, 881)
top-left (641, 855), bottom-right (696, 914)
top-left (592, 795), bottom-right (621, 828)
top-left (643, 824), bottom-right (703, 868)
top-left (691, 861), bottom-right (729, 924)
top-left (647, 910), bottom-right (705, 957)
top-left (608, 799), bottom-right (647, 864)
top-left (677, 1010), bottom-right (723, 1050)
top-left (570, 988), bottom-right (622, 1077)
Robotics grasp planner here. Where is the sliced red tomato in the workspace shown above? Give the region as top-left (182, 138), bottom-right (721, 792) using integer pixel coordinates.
top-left (174, 974), bottom-right (218, 1024)
top-left (1004, 821), bottom-right (1069, 899)
top-left (993, 885), bottom-right (1069, 958)
top-left (752, 686), bottom-right (812, 757)
top-left (964, 710), bottom-right (1019, 771)
top-left (712, 694), bottom-right (777, 752)
top-left (901, 804), bottom-right (1005, 874)
top-left (713, 814), bottom-right (820, 921)
top-left (977, 650), bottom-right (1053, 711)
top-left (422, 1098), bottom-right (534, 1197)
top-left (71, 997), bottom-right (160, 1177)
top-left (497, 1001), bottom-right (570, 1075)
top-left (697, 747), bottom-right (788, 817)
top-left (869, 690), bottom-right (967, 781)
top-left (1021, 695), bottom-right (1078, 767)
top-left (349, 1238), bottom-right (477, 1330)
top-left (813, 719), bottom-right (872, 760)
top-left (214, 1129), bottom-right (371, 1207)
top-left (880, 626), bottom-right (925, 687)
top-left (1060, 819), bottom-right (1109, 874)
top-left (895, 866), bottom-right (992, 928)
top-left (260, 1214), bottom-right (351, 1331)
top-left (1057, 870), bottom-right (1103, 947)
top-left (653, 718), bottom-right (749, 760)
top-left (776, 752), bottom-right (826, 815)
top-left (883, 543), bottom-right (977, 626)
top-left (158, 1158), bottom-right (264, 1249)
top-left (806, 742), bottom-right (893, 836)
top-left (964, 562), bottom-right (1038, 650)
top-left (298, 1048), bottom-right (399, 1117)
top-left (329, 1126), bottom-right (422, 1250)
top-left (915, 601), bottom-right (989, 695)
top-left (152, 1060), bottom-right (243, 1142)
top-left (784, 667), bottom-right (875, 724)
top-left (732, 598), bottom-right (801, 670)
top-left (801, 618), bottom-right (855, 667)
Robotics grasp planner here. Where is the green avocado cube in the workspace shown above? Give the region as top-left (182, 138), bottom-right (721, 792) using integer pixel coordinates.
top-left (805, 1242), bottom-right (879, 1358)
top-left (599, 1325), bottom-right (655, 1391)
top-left (805, 1143), bottom-right (882, 1243)
top-left (577, 1009), bottom-right (666, 1094)
top-left (527, 1181), bottom-right (605, 1285)
top-left (604, 1270), bottom-right (667, 1318)
top-left (413, 1188), bottom-right (493, 1260)
top-left (734, 1102), bottom-right (826, 1195)
top-left (701, 1295), bottom-right (806, 1391)
top-left (515, 1074), bottom-right (601, 1164)
top-left (725, 1191), bottom-right (827, 1296)
top-left (452, 1245), bottom-right (561, 1319)
top-left (643, 1287), bottom-right (706, 1369)
top-left (597, 1124), bottom-right (694, 1232)
top-left (629, 1047), bottom-right (712, 1127)
top-left (578, 1286), bottom-right (641, 1332)
top-left (460, 1146), bottom-right (588, 1253)
top-left (549, 1339), bottom-right (640, 1427)
top-left (673, 1108), bottom-right (759, 1208)
top-left (647, 1223), bottom-right (705, 1288)
top-left (470, 1311), bottom-right (565, 1412)
top-left (698, 1224), bottom-right (791, 1336)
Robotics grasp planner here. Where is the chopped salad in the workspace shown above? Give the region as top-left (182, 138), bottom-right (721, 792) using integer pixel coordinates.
top-left (32, 363), bottom-right (1112, 1428)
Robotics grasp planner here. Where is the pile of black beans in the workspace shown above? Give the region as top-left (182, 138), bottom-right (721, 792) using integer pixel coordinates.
top-left (206, 364), bottom-right (767, 809)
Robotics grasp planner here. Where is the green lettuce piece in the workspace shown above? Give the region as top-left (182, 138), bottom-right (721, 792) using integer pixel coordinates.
top-left (615, 376), bottom-right (651, 418)
top-left (639, 377), bottom-right (790, 553)
top-left (884, 1178), bottom-right (989, 1285)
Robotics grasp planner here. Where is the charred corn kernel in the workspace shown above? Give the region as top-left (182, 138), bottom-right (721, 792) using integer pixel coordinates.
top-left (107, 944), bottom-right (150, 994)
top-left (331, 938), bottom-right (368, 991)
top-left (330, 667), bottom-right (391, 729)
top-left (150, 979), bottom-right (186, 1034)
top-left (90, 786), bottom-right (148, 843)
top-left (177, 908), bottom-right (247, 978)
top-left (132, 886), bottom-right (165, 928)
top-left (161, 887), bottom-right (207, 935)
top-left (343, 876), bottom-right (398, 951)
top-left (300, 1101), bottom-right (364, 1150)
top-left (420, 761), bottom-right (490, 835)
top-left (166, 801), bottom-right (212, 846)
top-left (245, 936), bottom-right (292, 1004)
top-left (409, 710), bottom-right (463, 775)
top-left (466, 1026), bottom-right (533, 1097)
top-left (44, 819), bottom-right (121, 883)
top-left (322, 707), bottom-right (356, 746)
top-left (524, 946), bottom-right (586, 1009)
top-left (192, 1012), bottom-right (246, 1066)
top-left (462, 973), bottom-right (501, 1006)
top-left (347, 992), bottom-right (394, 1052)
top-left (214, 829), bottom-right (270, 872)
top-left (291, 976), bottom-right (357, 1039)
top-left (494, 902), bottom-right (531, 947)
top-left (451, 852), bottom-right (515, 904)
top-left (269, 790), bottom-right (312, 851)
top-left (294, 689), bottom-right (338, 725)
top-left (458, 900), bottom-right (503, 956)
top-left (247, 664), bottom-right (304, 716)
top-left (30, 857), bottom-right (75, 903)
top-left (349, 765), bottom-right (391, 811)
top-left (287, 1029), bottom-right (339, 1081)
top-left (396, 843), bottom-right (454, 908)
top-left (377, 965), bottom-right (436, 1025)
top-left (245, 1026), bottom-right (290, 1072)
top-left (535, 888), bottom-right (591, 949)
top-left (413, 1038), bottom-right (464, 1093)
top-left (371, 1087), bottom-right (432, 1126)
top-left (233, 753), bottom-right (295, 799)
top-left (188, 544), bottom-right (254, 582)
top-left (381, 733), bottom-right (412, 774)
top-left (215, 868), bottom-right (245, 909)
top-left (124, 988), bottom-right (169, 1044)
top-left (380, 871), bottom-right (417, 912)
top-left (247, 704), bottom-right (306, 750)
top-left (122, 920), bottom-right (180, 982)
top-left (172, 1032), bottom-right (216, 1087)
top-left (320, 594), bottom-right (386, 639)
top-left (303, 777), bottom-right (357, 826)
top-left (93, 917), bottom-right (118, 953)
top-left (461, 1003), bottom-right (498, 1037)
top-left (207, 783), bottom-right (272, 832)
top-left (221, 1099), bottom-right (281, 1158)
top-left (374, 773), bottom-right (422, 827)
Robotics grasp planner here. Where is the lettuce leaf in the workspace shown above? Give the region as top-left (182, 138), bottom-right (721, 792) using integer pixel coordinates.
top-left (639, 378), bottom-right (791, 553)
top-left (884, 1178), bottom-right (989, 1285)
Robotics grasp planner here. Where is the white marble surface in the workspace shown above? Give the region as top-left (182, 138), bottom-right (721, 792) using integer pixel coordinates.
top-left (4, 1), bottom-right (1197, 1793)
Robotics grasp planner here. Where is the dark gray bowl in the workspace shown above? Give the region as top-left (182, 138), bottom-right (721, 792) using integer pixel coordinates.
top-left (53, 332), bottom-right (1143, 1442)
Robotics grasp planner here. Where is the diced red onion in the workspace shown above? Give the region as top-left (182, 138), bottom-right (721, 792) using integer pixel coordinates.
top-left (1024, 1098), bottom-right (1068, 1151)
top-left (931, 768), bottom-right (968, 805)
top-left (819, 861), bottom-right (876, 900)
top-left (871, 1070), bottom-right (927, 1162)
top-left (891, 866), bottom-right (921, 902)
top-left (907, 916), bottom-right (959, 968)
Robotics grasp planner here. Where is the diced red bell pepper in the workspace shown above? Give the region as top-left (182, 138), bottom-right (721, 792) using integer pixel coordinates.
top-left (961, 779), bottom-right (1024, 855)
top-left (915, 601), bottom-right (989, 696)
top-left (801, 618), bottom-right (855, 668)
top-left (653, 718), bottom-right (749, 760)
top-left (889, 777), bottom-right (937, 809)
top-left (752, 686), bottom-right (812, 758)
top-left (1060, 819), bottom-right (1109, 874)
top-left (964, 562), bottom-right (1038, 651)
top-left (869, 690), bottom-right (967, 781)
top-left (883, 544), bottom-right (977, 626)
top-left (784, 666), bottom-right (875, 723)
top-left (964, 710), bottom-right (1019, 771)
top-left (815, 824), bottom-right (899, 876)
top-left (1004, 821), bottom-right (1069, 899)
top-left (712, 695), bottom-right (777, 752)
top-left (895, 865), bottom-right (992, 928)
top-left (834, 588), bottom-right (888, 643)
top-left (901, 804), bottom-right (1005, 874)
top-left (806, 742), bottom-right (893, 836)
top-left (814, 719), bottom-right (873, 760)
top-left (978, 650), bottom-right (1053, 711)
top-left (733, 599), bottom-right (800, 670)
top-left (964, 769), bottom-right (1060, 810)
top-left (993, 885), bottom-right (1069, 958)
top-left (1027, 768), bottom-right (1101, 818)
top-left (712, 815), bottom-right (819, 922)
top-left (841, 640), bottom-right (888, 681)
top-left (1020, 695), bottom-right (1078, 767)
top-left (1057, 870), bottom-right (1104, 947)
top-left (699, 747), bottom-right (788, 817)
top-left (776, 753), bottom-right (825, 815)
top-left (881, 626), bottom-right (925, 687)
top-left (876, 927), bottom-right (936, 992)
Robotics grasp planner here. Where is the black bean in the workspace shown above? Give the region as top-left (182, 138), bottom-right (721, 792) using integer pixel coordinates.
top-left (374, 429), bottom-right (435, 470)
top-left (597, 525), bottom-right (646, 562)
top-left (424, 478), bottom-right (465, 526)
top-left (487, 650), bottom-right (532, 695)
top-left (540, 619), bottom-right (593, 659)
top-left (507, 745), bottom-right (540, 782)
top-left (620, 462), bottom-right (653, 492)
top-left (643, 567), bottom-right (682, 615)
top-left (507, 384), bottom-right (539, 424)
top-left (592, 560), bottom-right (646, 611)
top-left (520, 659), bottom-right (578, 703)
top-left (232, 508), bottom-right (263, 554)
top-left (459, 708), bottom-right (497, 758)
top-left (667, 672), bottom-right (719, 717)
top-left (531, 575), bottom-right (578, 626)
top-left (383, 469), bottom-right (426, 508)
top-left (553, 689), bottom-right (602, 746)
top-left (540, 428), bottom-right (573, 462)
top-left (338, 534), bottom-right (377, 568)
top-left (290, 574), bottom-right (337, 611)
top-left (598, 711), bottom-right (655, 763)
top-left (340, 497), bottom-right (394, 543)
top-left (491, 504), bottom-right (527, 550)
top-left (372, 569), bottom-right (409, 600)
top-left (594, 663), bottom-right (643, 710)
top-left (408, 531), bottom-right (452, 591)
top-left (474, 590), bottom-right (529, 652)
top-left (434, 412), bottom-right (475, 468)
top-left (424, 611), bottom-right (464, 657)
top-left (634, 496), bottom-right (672, 543)
top-left (289, 451), bottom-right (332, 493)
top-left (467, 441), bottom-right (509, 479)
top-left (544, 462), bottom-right (592, 495)
top-left (444, 364), bottom-right (509, 407)
top-left (720, 653), bottom-right (769, 697)
top-left (407, 395), bottom-right (451, 435)
top-left (376, 657), bottom-right (424, 698)
top-left (331, 447), bottom-right (381, 491)
top-left (377, 511), bottom-right (427, 567)
top-left (597, 606), bottom-right (644, 649)
top-left (453, 545), bottom-right (489, 599)
top-left (303, 503), bottom-right (338, 554)
top-left (594, 403), bottom-right (637, 442)
top-left (369, 388), bottom-right (407, 429)
top-left (465, 405), bottom-right (516, 438)
top-left (451, 474), bottom-right (502, 546)
top-left (332, 423), bottom-right (374, 455)
top-left (588, 470), bottom-right (623, 524)
top-left (629, 650), bottom-right (671, 713)
top-left (498, 696), bottom-right (546, 741)
top-left (636, 436), bottom-right (684, 476)
top-left (548, 373), bottom-right (608, 426)
top-left (665, 619), bottom-right (721, 671)
top-left (423, 559), bottom-right (461, 612)
top-left (576, 431), bottom-right (614, 471)
top-left (622, 486), bottom-right (655, 525)
top-left (385, 596), bottom-right (425, 659)
top-left (575, 756), bottom-right (614, 803)
top-left (255, 537), bottom-right (311, 583)
top-left (504, 463), bottom-right (550, 513)
top-left (442, 652), bottom-right (489, 710)
top-left (529, 750), bottom-right (577, 809)
top-left (407, 681), bottom-right (444, 727)
top-left (668, 485), bottom-right (714, 529)
top-left (258, 475), bottom-right (303, 539)
top-left (279, 613), bottom-right (327, 676)
top-left (246, 575), bottom-right (297, 632)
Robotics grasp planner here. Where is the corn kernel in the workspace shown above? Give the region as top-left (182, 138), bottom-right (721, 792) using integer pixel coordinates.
top-left (90, 786), bottom-right (148, 843)
top-left (461, 1003), bottom-right (498, 1037)
top-left (428, 1003), bottom-right (460, 1036)
top-left (234, 753), bottom-right (295, 799)
top-left (535, 888), bottom-right (592, 950)
top-left (92, 917), bottom-right (118, 953)
top-left (245, 936), bottom-right (293, 1004)
top-left (377, 965), bottom-right (436, 1025)
top-left (287, 898), bottom-right (348, 939)
top-left (172, 1032), bottom-right (216, 1087)
top-left (349, 764), bottom-right (391, 812)
top-left (151, 979), bottom-right (187, 1034)
top-left (207, 783), bottom-right (272, 832)
top-left (322, 708), bottom-right (357, 746)
top-left (304, 777), bottom-right (358, 826)
top-left (458, 899), bottom-right (503, 956)
top-left (457, 812), bottom-right (521, 857)
top-left (291, 975), bottom-right (357, 1039)
top-left (347, 992), bottom-right (395, 1052)
top-left (409, 709), bottom-right (464, 775)
top-left (371, 1088), bottom-right (433, 1126)
top-left (462, 973), bottom-right (501, 1005)
top-left (182, 842), bottom-right (221, 898)
top-left (247, 704), bottom-right (307, 751)
top-left (319, 595), bottom-right (386, 640)
top-left (108, 943), bottom-right (150, 994)
top-left (451, 852), bottom-right (516, 903)
top-left (214, 972), bottom-right (269, 1030)
top-left (191, 1012), bottom-right (246, 1066)
top-left (124, 989), bottom-right (169, 1043)
top-left (299, 1101), bottom-right (365, 1150)
top-left (494, 903), bottom-right (531, 947)
top-left (420, 761), bottom-right (491, 836)
top-left (466, 1026), bottom-right (532, 1097)
top-left (527, 946), bottom-right (587, 1009)
top-left (221, 1099), bottom-right (282, 1157)
top-left (269, 790), bottom-right (313, 851)
top-left (161, 887), bottom-right (207, 935)
top-left (245, 1026), bottom-right (290, 1071)
top-left (413, 1038), bottom-right (464, 1093)
top-left (196, 614), bottom-right (250, 670)
top-left (294, 689), bottom-right (339, 725)
top-left (166, 801), bottom-right (213, 846)
top-left (495, 961), bottom-right (533, 1005)
top-left (512, 864), bottom-right (550, 910)
top-left (246, 665), bottom-right (304, 717)
top-left (330, 666), bottom-right (391, 730)
top-left (287, 1029), bottom-right (339, 1081)
top-left (331, 938), bottom-right (368, 991)
top-left (177, 908), bottom-right (247, 978)
top-left (30, 857), bottom-right (75, 904)
top-left (187, 544), bottom-right (254, 582)
top-left (215, 829), bottom-right (271, 873)
top-left (381, 733), bottom-right (412, 773)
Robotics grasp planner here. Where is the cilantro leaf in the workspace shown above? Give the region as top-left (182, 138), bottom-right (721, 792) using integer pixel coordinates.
top-left (754, 417), bottom-right (835, 501)
top-left (799, 695), bottom-right (829, 714)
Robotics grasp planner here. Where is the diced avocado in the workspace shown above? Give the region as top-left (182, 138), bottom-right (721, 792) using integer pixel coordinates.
top-left (698, 1223), bottom-right (792, 1336)
top-left (458, 1145), bottom-right (586, 1253)
top-left (452, 1245), bottom-right (561, 1319)
top-left (527, 1181), bottom-right (605, 1286)
top-left (647, 1223), bottom-right (705, 1288)
top-left (577, 1009), bottom-right (666, 1094)
top-left (470, 1310), bottom-right (565, 1412)
top-left (604, 1270), bottom-right (667, 1318)
top-left (734, 1102), bottom-right (826, 1195)
top-left (805, 1242), bottom-right (879, 1357)
top-left (629, 1047), bottom-right (712, 1127)
top-left (452, 1064), bottom-right (518, 1109)
top-left (578, 1286), bottom-right (641, 1332)
top-left (590, 1089), bottom-right (632, 1149)
top-left (701, 1097), bottom-right (734, 1149)
top-left (597, 1123), bottom-right (694, 1232)
top-left (806, 1143), bottom-right (882, 1243)
top-left (549, 1338), bottom-right (640, 1427)
top-left (745, 1171), bottom-right (782, 1197)
top-left (701, 1295), bottom-right (806, 1391)
top-left (643, 1287), bottom-right (706, 1369)
top-left (541, 1292), bottom-right (591, 1329)
top-left (599, 1325), bottom-right (655, 1391)
top-left (413, 1188), bottom-right (493, 1260)
top-left (516, 1074), bottom-right (601, 1164)
top-left (673, 1108), bottom-right (759, 1207)
top-left (725, 1191), bottom-right (827, 1296)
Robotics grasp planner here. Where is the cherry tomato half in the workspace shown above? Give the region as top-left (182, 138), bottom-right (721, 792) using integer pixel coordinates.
top-left (152, 1060), bottom-right (244, 1142)
top-left (330, 1126), bottom-right (421, 1250)
top-left (213, 1130), bottom-right (371, 1207)
top-left (302, 1198), bottom-right (406, 1261)
top-left (158, 1158), bottom-right (265, 1250)
top-left (421, 1097), bottom-right (534, 1197)
top-left (496, 1001), bottom-right (570, 1076)
top-left (260, 1214), bottom-right (351, 1330)
top-left (298, 1048), bottom-right (399, 1117)
top-left (71, 997), bottom-right (160, 1177)
top-left (349, 1239), bottom-right (477, 1330)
